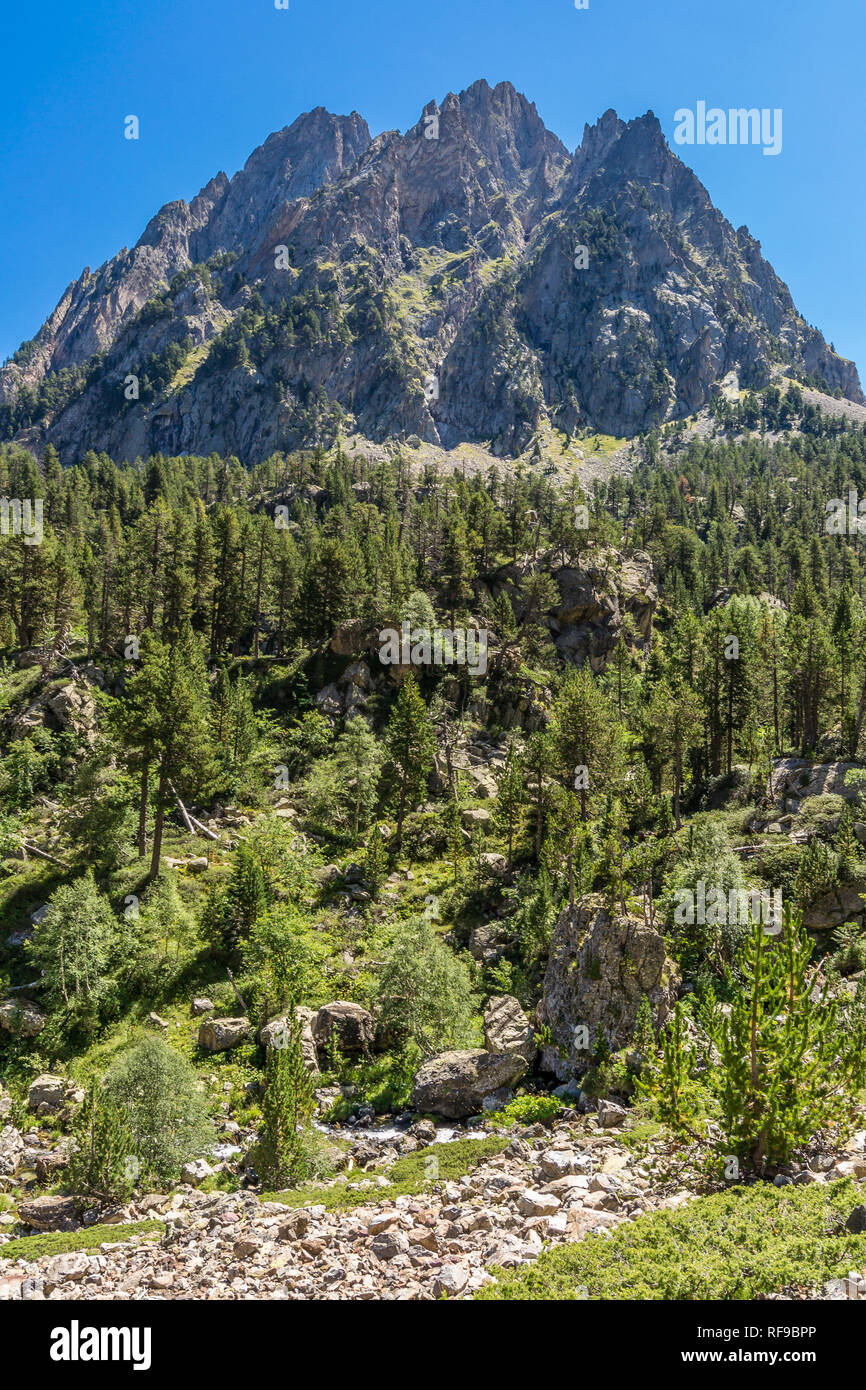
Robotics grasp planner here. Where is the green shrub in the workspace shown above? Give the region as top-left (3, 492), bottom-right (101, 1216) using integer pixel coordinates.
top-left (477, 1179), bottom-right (866, 1300)
top-left (104, 1036), bottom-right (213, 1186)
top-left (377, 916), bottom-right (479, 1055)
top-left (491, 1093), bottom-right (564, 1126)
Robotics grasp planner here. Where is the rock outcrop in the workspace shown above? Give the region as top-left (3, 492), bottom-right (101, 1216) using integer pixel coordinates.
top-left (537, 898), bottom-right (679, 1077)
top-left (0, 999), bottom-right (46, 1038)
top-left (259, 1007), bottom-right (320, 1074)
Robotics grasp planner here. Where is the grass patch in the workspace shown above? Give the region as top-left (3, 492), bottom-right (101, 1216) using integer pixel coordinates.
top-left (0, 1219), bottom-right (164, 1263)
top-left (476, 1178), bottom-right (866, 1300)
top-left (261, 1135), bottom-right (509, 1211)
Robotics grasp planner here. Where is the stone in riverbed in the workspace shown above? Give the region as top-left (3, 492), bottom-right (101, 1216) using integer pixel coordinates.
top-left (411, 1049), bottom-right (528, 1118)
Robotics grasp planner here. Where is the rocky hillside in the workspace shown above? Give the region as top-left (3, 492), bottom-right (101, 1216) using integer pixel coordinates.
top-left (2, 81), bottom-right (860, 464)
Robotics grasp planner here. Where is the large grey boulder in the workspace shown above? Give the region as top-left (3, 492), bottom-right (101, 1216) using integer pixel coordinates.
top-left (412, 1049), bottom-right (528, 1118)
top-left (313, 1001), bottom-right (375, 1056)
top-left (198, 1017), bottom-right (250, 1052)
top-left (537, 897), bottom-right (679, 1078)
top-left (483, 995), bottom-right (536, 1064)
top-left (27, 1074), bottom-right (67, 1113)
top-left (18, 1195), bottom-right (79, 1231)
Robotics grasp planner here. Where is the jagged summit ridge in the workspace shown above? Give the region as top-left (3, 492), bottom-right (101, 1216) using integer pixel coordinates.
top-left (2, 78), bottom-right (860, 463)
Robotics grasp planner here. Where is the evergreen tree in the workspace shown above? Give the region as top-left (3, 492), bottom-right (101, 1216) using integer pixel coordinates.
top-left (258, 1015), bottom-right (316, 1188)
top-left (383, 674), bottom-right (434, 848)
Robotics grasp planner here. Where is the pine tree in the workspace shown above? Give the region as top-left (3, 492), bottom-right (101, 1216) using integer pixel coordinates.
top-left (383, 674), bottom-right (434, 849)
top-left (494, 741), bottom-right (525, 871)
top-left (121, 626), bottom-right (214, 877)
top-left (364, 828), bottom-right (388, 899)
top-left (333, 715), bottom-right (382, 841)
top-left (68, 1080), bottom-right (136, 1201)
top-left (646, 910), bottom-right (866, 1169)
top-left (258, 1016), bottom-right (316, 1188)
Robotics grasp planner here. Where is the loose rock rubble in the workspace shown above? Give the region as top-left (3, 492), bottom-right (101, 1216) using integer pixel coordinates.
top-left (0, 1121), bottom-right (694, 1300)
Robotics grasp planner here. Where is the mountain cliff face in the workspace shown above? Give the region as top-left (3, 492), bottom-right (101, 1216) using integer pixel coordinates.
top-left (2, 80), bottom-right (860, 464)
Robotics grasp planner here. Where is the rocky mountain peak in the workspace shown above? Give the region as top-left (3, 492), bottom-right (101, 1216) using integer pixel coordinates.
top-left (2, 81), bottom-right (861, 464)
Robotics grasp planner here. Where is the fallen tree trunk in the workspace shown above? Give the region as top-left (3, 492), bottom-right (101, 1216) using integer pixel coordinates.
top-left (168, 781), bottom-right (220, 841)
top-left (21, 841), bottom-right (71, 870)
top-left (187, 812), bottom-right (220, 842)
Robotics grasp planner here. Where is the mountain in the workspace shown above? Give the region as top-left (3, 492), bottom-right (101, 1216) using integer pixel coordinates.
top-left (2, 79), bottom-right (861, 465)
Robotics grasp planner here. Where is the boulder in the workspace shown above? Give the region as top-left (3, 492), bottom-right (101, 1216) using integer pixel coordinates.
top-left (191, 997), bottom-right (214, 1016)
top-left (433, 1264), bottom-right (470, 1297)
top-left (517, 1189), bottom-right (561, 1218)
top-left (18, 1195), bottom-right (78, 1232)
top-left (27, 1074), bottom-right (66, 1113)
top-left (181, 1159), bottom-right (214, 1186)
top-left (468, 767), bottom-right (498, 799)
top-left (483, 995), bottom-right (536, 1064)
top-left (258, 1007), bottom-right (320, 1074)
top-left (479, 852), bottom-right (508, 876)
top-left (45, 683), bottom-right (98, 738)
top-left (330, 618), bottom-right (372, 657)
top-left (313, 1001), bottom-right (376, 1056)
top-left (35, 1150), bottom-right (69, 1183)
top-left (408, 1119), bottom-right (436, 1145)
top-left (314, 683), bottom-right (343, 717)
top-left (845, 1205), bottom-right (866, 1234)
top-left (469, 922), bottom-right (501, 961)
top-left (803, 884), bottom-right (866, 931)
top-left (412, 1049), bottom-right (529, 1118)
top-left (197, 1017), bottom-right (250, 1052)
top-left (0, 998), bottom-right (46, 1037)
top-left (597, 1099), bottom-right (628, 1129)
top-left (537, 897), bottom-right (679, 1078)
top-left (536, 1148), bottom-right (591, 1180)
top-left (0, 1125), bottom-right (24, 1177)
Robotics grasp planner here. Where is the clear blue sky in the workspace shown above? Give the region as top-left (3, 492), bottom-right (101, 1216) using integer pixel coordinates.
top-left (2, 0), bottom-right (864, 376)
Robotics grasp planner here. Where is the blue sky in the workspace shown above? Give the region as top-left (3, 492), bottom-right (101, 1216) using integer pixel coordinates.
top-left (1, 0), bottom-right (864, 377)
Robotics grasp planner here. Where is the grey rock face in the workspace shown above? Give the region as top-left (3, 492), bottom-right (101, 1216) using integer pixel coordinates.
top-left (0, 998), bottom-right (46, 1037)
top-left (0, 1125), bottom-right (25, 1177)
top-left (537, 898), bottom-right (679, 1077)
top-left (3, 82), bottom-right (859, 465)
